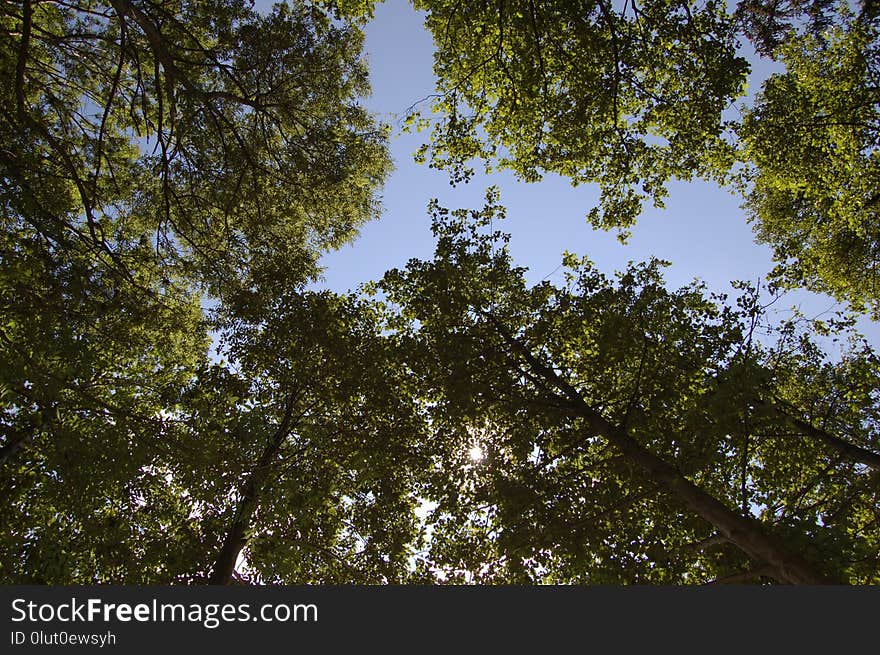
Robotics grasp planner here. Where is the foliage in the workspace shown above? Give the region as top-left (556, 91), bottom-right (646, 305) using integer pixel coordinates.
top-left (733, 0), bottom-right (839, 57)
top-left (0, 0), bottom-right (391, 311)
top-left (170, 291), bottom-right (430, 584)
top-left (739, 8), bottom-right (880, 316)
top-left (1, 0), bottom-right (878, 586)
top-left (0, 224), bottom-right (208, 582)
top-left (411, 0), bottom-right (880, 316)
top-left (377, 194), bottom-right (880, 584)
top-left (0, 284), bottom-right (432, 583)
top-left (409, 0), bottom-right (749, 234)
top-left (0, 0), bottom-right (397, 583)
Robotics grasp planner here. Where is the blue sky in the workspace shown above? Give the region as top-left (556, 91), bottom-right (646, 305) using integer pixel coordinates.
top-left (309, 0), bottom-right (879, 346)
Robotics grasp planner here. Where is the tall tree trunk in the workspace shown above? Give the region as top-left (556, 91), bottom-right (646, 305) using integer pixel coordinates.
top-left (208, 399), bottom-right (295, 585)
top-left (488, 314), bottom-right (838, 585)
top-left (575, 408), bottom-right (836, 584)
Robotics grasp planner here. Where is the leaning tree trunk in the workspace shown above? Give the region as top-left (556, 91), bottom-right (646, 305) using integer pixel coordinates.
top-left (208, 400), bottom-right (295, 585)
top-left (489, 313), bottom-right (838, 585)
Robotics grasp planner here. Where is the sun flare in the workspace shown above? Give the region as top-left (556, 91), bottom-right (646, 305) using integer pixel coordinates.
top-left (467, 445), bottom-right (485, 462)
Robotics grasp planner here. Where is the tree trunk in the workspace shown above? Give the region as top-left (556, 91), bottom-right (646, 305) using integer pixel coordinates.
top-left (577, 408), bottom-right (836, 584)
top-left (488, 314), bottom-right (838, 584)
top-left (208, 400), bottom-right (295, 585)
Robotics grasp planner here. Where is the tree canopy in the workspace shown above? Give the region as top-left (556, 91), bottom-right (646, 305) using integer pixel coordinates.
top-left (410, 0), bottom-right (748, 234)
top-left (1, 0), bottom-right (878, 585)
top-left (1, 0), bottom-right (390, 311)
top-left (740, 5), bottom-right (880, 316)
top-left (0, 0), bottom-right (396, 582)
top-left (376, 194), bottom-right (879, 584)
top-left (411, 0), bottom-right (880, 314)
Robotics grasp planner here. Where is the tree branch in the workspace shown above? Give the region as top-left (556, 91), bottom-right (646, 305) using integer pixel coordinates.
top-left (706, 564), bottom-right (777, 585)
top-left (765, 396), bottom-right (880, 471)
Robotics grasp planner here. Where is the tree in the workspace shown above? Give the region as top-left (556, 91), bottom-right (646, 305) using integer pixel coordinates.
top-left (0, 288), bottom-right (432, 584)
top-left (0, 212), bottom-right (209, 582)
top-left (739, 6), bottom-right (880, 316)
top-left (377, 193), bottom-right (880, 584)
top-left (0, 0), bottom-right (390, 311)
top-left (0, 0), bottom-right (397, 582)
top-left (411, 0), bottom-right (880, 316)
top-left (409, 0), bottom-right (749, 233)
top-left (189, 291), bottom-right (430, 585)
top-left (733, 0), bottom-right (838, 57)
top-left (3, 0), bottom-right (878, 587)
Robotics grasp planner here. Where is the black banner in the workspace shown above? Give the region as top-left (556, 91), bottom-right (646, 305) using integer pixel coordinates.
top-left (1, 586), bottom-right (877, 652)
